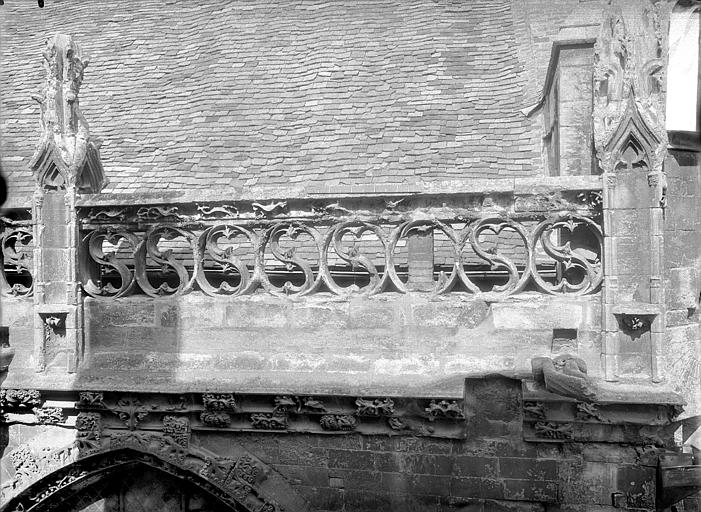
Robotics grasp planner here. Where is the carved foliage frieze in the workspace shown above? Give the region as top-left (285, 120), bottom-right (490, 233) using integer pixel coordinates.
top-left (355, 397), bottom-right (395, 417)
top-left (10, 445), bottom-right (39, 481)
top-left (575, 402), bottom-right (607, 423)
top-left (523, 401), bottom-right (546, 420)
top-left (1, 389), bottom-right (468, 443)
top-left (319, 414), bottom-right (358, 431)
top-left (162, 415), bottom-right (190, 448)
top-left (34, 407), bottom-right (65, 425)
top-left (521, 383), bottom-right (677, 444)
top-left (200, 411), bottom-right (232, 428)
top-left (424, 400), bottom-right (465, 421)
top-left (77, 391), bottom-right (104, 408)
top-left (250, 413), bottom-right (288, 430)
top-left (273, 395), bottom-right (326, 414)
top-left (75, 412), bottom-right (102, 453)
top-left (535, 421), bottom-right (575, 440)
top-left (107, 395), bottom-right (148, 430)
top-left (202, 393), bottom-right (238, 412)
top-left (0, 389), bottom-right (41, 410)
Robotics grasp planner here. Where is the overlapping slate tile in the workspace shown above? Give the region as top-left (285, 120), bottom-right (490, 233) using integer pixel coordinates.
top-left (1, 0), bottom-right (579, 205)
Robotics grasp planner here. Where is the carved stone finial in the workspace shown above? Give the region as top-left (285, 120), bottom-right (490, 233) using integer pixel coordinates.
top-left (29, 33), bottom-right (107, 193)
top-left (593, 0), bottom-right (669, 174)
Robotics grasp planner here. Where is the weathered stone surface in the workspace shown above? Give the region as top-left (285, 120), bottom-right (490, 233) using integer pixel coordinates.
top-left (52, 294), bottom-right (601, 396)
top-left (0, 2), bottom-right (697, 511)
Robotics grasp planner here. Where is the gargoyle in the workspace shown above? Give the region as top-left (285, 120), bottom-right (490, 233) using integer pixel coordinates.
top-left (531, 354), bottom-right (597, 402)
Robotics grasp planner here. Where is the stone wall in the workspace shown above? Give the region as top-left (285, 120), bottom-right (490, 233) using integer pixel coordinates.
top-left (0, 293), bottom-right (601, 396)
top-left (0, 377), bottom-right (671, 512)
top-left (663, 150), bottom-right (701, 419)
top-left (236, 380), bottom-right (660, 512)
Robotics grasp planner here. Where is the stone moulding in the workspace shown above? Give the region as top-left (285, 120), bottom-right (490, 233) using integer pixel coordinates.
top-left (57, 390), bottom-right (469, 439)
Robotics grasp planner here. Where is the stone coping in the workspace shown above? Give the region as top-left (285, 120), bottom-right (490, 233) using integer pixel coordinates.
top-left (2, 176), bottom-right (602, 209)
top-left (522, 380), bottom-right (685, 406)
top-left (1, 373), bottom-right (683, 406)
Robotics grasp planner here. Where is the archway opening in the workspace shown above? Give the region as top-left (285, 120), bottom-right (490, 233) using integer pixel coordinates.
top-left (54, 462), bottom-right (234, 512)
top-left (4, 450), bottom-right (244, 512)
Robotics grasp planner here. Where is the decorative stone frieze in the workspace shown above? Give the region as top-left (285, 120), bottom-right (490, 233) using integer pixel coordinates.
top-left (252, 201), bottom-right (287, 218)
top-left (523, 401), bottom-right (546, 420)
top-left (319, 414), bottom-right (358, 431)
top-left (200, 411), bottom-right (232, 428)
top-left (250, 413), bottom-right (288, 430)
top-left (273, 395), bottom-right (326, 414)
top-left (0, 389), bottom-right (41, 410)
top-left (75, 412), bottom-right (101, 434)
top-left (202, 393), bottom-right (238, 412)
top-left (9, 445), bottom-right (39, 482)
top-left (535, 422), bottom-right (575, 440)
top-left (233, 455), bottom-right (260, 485)
top-left (575, 402), bottom-right (607, 423)
top-left (521, 380), bottom-right (684, 444)
top-left (76, 391), bottom-right (104, 408)
top-left (75, 412), bottom-right (102, 453)
top-left (355, 397), bottom-right (395, 417)
top-left (0, 389), bottom-right (468, 438)
top-left (34, 407), bottom-right (65, 425)
top-left (162, 415), bottom-right (190, 448)
top-left (424, 400), bottom-right (465, 421)
top-left (107, 395), bottom-right (148, 430)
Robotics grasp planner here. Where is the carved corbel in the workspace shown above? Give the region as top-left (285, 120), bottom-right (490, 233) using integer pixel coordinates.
top-left (531, 354), bottom-right (597, 401)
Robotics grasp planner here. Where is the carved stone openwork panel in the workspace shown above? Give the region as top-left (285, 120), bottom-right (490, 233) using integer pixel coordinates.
top-left (78, 197), bottom-right (603, 300)
top-left (0, 211), bottom-right (34, 298)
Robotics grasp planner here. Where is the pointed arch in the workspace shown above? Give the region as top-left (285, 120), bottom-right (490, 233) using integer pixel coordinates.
top-left (30, 142), bottom-right (70, 191)
top-left (2, 449), bottom-right (242, 512)
top-left (0, 434), bottom-right (310, 512)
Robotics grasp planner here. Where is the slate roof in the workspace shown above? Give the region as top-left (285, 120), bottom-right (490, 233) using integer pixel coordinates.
top-left (0, 0), bottom-right (580, 204)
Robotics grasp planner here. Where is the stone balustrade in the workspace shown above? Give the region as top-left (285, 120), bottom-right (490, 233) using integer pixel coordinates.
top-left (1, 180), bottom-right (604, 301)
top-left (74, 185), bottom-right (603, 301)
